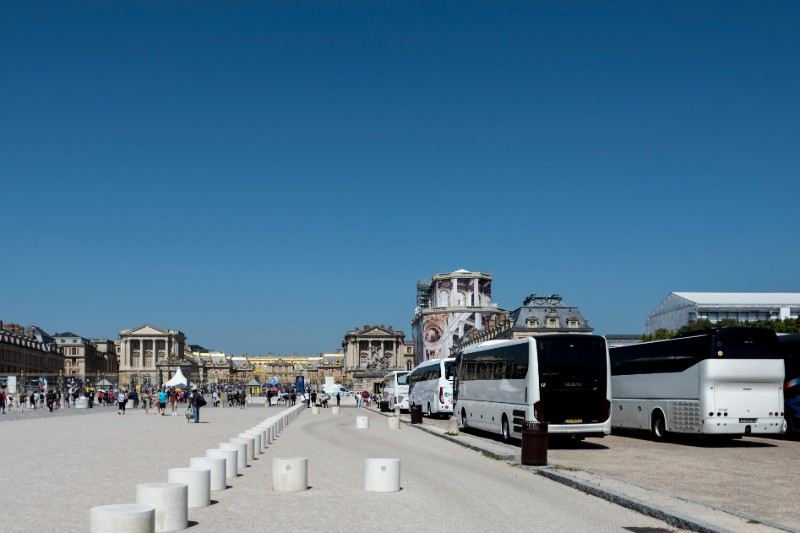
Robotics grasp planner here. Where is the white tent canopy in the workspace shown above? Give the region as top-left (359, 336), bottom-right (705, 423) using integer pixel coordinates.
top-left (164, 368), bottom-right (188, 388)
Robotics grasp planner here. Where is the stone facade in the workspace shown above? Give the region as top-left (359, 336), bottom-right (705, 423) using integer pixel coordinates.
top-left (117, 323), bottom-right (194, 389)
top-left (412, 269), bottom-right (504, 364)
top-left (341, 325), bottom-right (414, 393)
top-left (0, 322), bottom-right (64, 395)
top-left (452, 294), bottom-right (593, 353)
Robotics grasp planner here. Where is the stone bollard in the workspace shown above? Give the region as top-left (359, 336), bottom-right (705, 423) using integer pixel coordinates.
top-left (220, 441), bottom-right (247, 470)
top-left (448, 416), bottom-right (460, 435)
top-left (272, 457), bottom-right (308, 492)
top-left (247, 429), bottom-right (266, 453)
top-left (331, 406), bottom-right (340, 415)
top-left (90, 504), bottom-right (155, 533)
top-left (364, 458), bottom-right (401, 492)
top-left (394, 406), bottom-right (401, 418)
top-left (206, 448), bottom-right (237, 480)
top-left (190, 457), bottom-right (226, 492)
top-left (388, 417), bottom-right (400, 430)
top-left (241, 432), bottom-right (262, 456)
top-left (167, 467), bottom-right (210, 508)
top-left (356, 416), bottom-right (369, 429)
top-left (75, 397), bottom-right (88, 409)
top-left (231, 436), bottom-right (255, 463)
top-left (136, 482), bottom-right (188, 532)
top-left (311, 405), bottom-right (320, 414)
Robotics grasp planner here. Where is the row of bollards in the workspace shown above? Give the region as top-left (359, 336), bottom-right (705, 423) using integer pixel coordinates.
top-left (88, 403), bottom-right (306, 532)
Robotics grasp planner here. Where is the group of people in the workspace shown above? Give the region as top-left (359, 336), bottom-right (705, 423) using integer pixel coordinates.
top-left (0, 389), bottom-right (67, 413)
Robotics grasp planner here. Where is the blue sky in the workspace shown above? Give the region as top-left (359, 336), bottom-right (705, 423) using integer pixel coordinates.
top-left (2, 1), bottom-right (798, 355)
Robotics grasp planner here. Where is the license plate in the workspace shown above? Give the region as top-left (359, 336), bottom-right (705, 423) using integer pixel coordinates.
top-left (739, 418), bottom-right (757, 423)
top-left (565, 419), bottom-right (583, 424)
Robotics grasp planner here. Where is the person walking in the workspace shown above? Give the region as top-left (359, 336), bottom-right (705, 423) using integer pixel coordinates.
top-left (169, 388), bottom-right (178, 416)
top-left (117, 389), bottom-right (127, 415)
top-left (336, 391), bottom-right (341, 407)
top-left (1, 390), bottom-right (6, 414)
top-left (189, 386), bottom-right (203, 423)
top-left (158, 388), bottom-right (168, 415)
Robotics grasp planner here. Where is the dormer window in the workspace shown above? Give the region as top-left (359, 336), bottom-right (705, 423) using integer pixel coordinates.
top-left (546, 317), bottom-right (560, 328)
top-left (567, 319), bottom-right (579, 329)
top-left (526, 318), bottom-right (539, 328)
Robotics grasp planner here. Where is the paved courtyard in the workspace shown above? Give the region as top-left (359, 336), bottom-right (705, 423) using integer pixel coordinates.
top-left (1, 403), bottom-right (688, 533)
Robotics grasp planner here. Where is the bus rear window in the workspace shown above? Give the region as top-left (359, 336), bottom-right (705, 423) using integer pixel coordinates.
top-left (444, 361), bottom-right (456, 380)
top-left (537, 337), bottom-right (606, 376)
top-left (397, 374), bottom-right (408, 385)
top-left (714, 329), bottom-right (779, 359)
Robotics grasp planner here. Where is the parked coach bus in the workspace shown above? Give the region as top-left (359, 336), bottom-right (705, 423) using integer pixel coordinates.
top-left (778, 333), bottom-right (800, 434)
top-left (407, 357), bottom-right (455, 418)
top-left (454, 335), bottom-right (611, 443)
top-left (381, 371), bottom-right (410, 411)
top-left (610, 327), bottom-right (786, 440)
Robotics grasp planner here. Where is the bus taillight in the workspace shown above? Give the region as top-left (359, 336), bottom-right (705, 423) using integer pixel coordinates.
top-left (534, 401), bottom-right (543, 422)
top-left (603, 400), bottom-right (611, 421)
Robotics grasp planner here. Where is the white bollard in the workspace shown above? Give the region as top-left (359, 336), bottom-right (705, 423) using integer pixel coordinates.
top-left (89, 503), bottom-right (155, 533)
top-left (190, 457), bottom-right (226, 492)
top-left (311, 405), bottom-right (320, 414)
top-left (220, 441), bottom-right (247, 470)
top-left (394, 406), bottom-right (401, 418)
top-left (331, 406), bottom-right (340, 415)
top-left (388, 417), bottom-right (400, 430)
top-left (245, 430), bottom-right (264, 454)
top-left (207, 448), bottom-right (237, 480)
top-left (231, 436), bottom-right (255, 462)
top-left (448, 416), bottom-right (460, 435)
top-left (356, 416), bottom-right (369, 429)
top-left (272, 457), bottom-right (308, 492)
top-left (167, 467), bottom-right (210, 508)
top-left (365, 458), bottom-right (401, 493)
top-left (136, 482), bottom-right (188, 532)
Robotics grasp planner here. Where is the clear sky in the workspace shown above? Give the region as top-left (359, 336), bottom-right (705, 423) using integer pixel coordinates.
top-left (2, 1), bottom-right (798, 355)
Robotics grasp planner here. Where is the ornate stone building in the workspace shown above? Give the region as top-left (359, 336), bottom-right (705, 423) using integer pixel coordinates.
top-left (341, 325), bottom-right (414, 392)
top-left (0, 321), bottom-right (64, 396)
top-left (52, 332), bottom-right (117, 383)
top-left (117, 324), bottom-right (196, 390)
top-left (452, 293), bottom-right (593, 352)
top-left (412, 269), bottom-right (505, 365)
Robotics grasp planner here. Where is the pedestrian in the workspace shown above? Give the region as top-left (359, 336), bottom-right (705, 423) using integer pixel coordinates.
top-left (30, 391), bottom-right (37, 410)
top-left (336, 392), bottom-right (341, 407)
top-left (169, 388), bottom-right (178, 416)
top-left (310, 390), bottom-right (317, 407)
top-left (240, 388), bottom-right (246, 410)
top-left (189, 386), bottom-right (204, 423)
top-left (158, 388), bottom-right (168, 415)
top-left (291, 390), bottom-right (296, 406)
top-left (117, 389), bottom-right (127, 414)
top-left (1, 390), bottom-right (6, 414)
top-left (142, 392), bottom-right (149, 414)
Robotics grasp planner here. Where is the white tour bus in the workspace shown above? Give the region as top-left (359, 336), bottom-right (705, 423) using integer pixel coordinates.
top-left (407, 357), bottom-right (456, 417)
top-left (381, 371), bottom-right (410, 411)
top-left (610, 327), bottom-right (786, 440)
top-left (454, 335), bottom-right (611, 442)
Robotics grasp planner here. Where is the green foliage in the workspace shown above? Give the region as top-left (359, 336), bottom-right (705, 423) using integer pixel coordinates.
top-left (640, 317), bottom-right (800, 341)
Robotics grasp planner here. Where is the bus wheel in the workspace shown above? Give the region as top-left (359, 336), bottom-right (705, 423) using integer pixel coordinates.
top-left (651, 411), bottom-right (667, 441)
top-left (426, 403), bottom-right (432, 418)
top-left (501, 415), bottom-right (511, 443)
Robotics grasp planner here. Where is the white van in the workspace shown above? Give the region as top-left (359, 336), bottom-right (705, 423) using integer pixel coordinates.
top-left (407, 358), bottom-right (455, 417)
